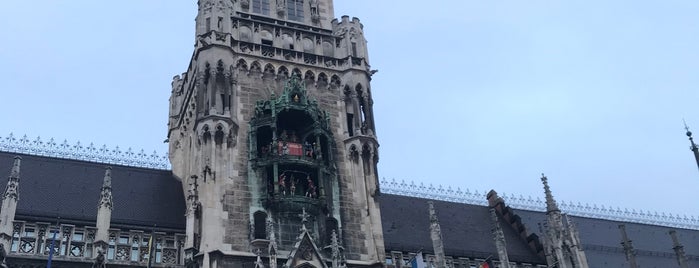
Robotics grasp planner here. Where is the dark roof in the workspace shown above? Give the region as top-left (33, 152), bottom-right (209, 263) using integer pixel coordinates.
top-left (514, 209), bottom-right (699, 268)
top-left (378, 194), bottom-right (545, 264)
top-left (0, 151), bottom-right (186, 230)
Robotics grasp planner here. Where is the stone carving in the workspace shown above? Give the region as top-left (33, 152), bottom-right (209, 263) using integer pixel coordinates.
top-left (0, 244), bottom-right (7, 268)
top-left (92, 248), bottom-right (106, 268)
top-left (276, 0), bottom-right (286, 15)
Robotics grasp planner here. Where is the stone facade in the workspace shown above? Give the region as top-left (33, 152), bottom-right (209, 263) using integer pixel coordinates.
top-left (167, 0), bottom-right (384, 267)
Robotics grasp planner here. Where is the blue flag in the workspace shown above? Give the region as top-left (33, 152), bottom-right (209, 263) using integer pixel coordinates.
top-left (46, 228), bottom-right (58, 268)
top-left (410, 252), bottom-right (425, 268)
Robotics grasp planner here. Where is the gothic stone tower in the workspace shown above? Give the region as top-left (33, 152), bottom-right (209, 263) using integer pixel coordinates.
top-left (167, 0), bottom-right (383, 267)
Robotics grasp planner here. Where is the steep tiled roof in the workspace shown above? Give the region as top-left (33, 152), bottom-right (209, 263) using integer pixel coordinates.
top-left (0, 151), bottom-right (185, 230)
top-left (378, 194), bottom-right (545, 264)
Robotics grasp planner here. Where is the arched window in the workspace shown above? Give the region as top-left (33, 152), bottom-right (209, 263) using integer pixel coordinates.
top-left (252, 0), bottom-right (270, 15)
top-left (253, 211), bottom-right (268, 239)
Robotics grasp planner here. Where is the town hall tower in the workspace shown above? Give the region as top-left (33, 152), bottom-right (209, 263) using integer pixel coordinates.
top-left (167, 0), bottom-right (384, 267)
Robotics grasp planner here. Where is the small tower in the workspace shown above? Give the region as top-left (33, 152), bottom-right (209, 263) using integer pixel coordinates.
top-left (669, 230), bottom-right (689, 268)
top-left (540, 174), bottom-right (589, 268)
top-left (684, 121), bottom-right (699, 172)
top-left (428, 201), bottom-right (447, 268)
top-left (0, 156), bottom-right (21, 249)
top-left (489, 209), bottom-right (510, 268)
top-left (94, 167), bottom-right (113, 253)
top-left (618, 224), bottom-right (638, 268)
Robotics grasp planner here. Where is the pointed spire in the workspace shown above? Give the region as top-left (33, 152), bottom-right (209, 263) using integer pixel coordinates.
top-left (618, 224), bottom-right (638, 268)
top-left (684, 120), bottom-right (699, 172)
top-left (3, 156), bottom-right (21, 201)
top-left (254, 249), bottom-right (265, 268)
top-left (267, 215), bottom-right (278, 268)
top-left (489, 209), bottom-right (510, 268)
top-left (669, 230), bottom-right (689, 268)
top-left (298, 208), bottom-right (310, 231)
top-left (427, 201), bottom-right (447, 268)
top-left (541, 173), bottom-right (560, 214)
top-left (330, 229), bottom-right (342, 268)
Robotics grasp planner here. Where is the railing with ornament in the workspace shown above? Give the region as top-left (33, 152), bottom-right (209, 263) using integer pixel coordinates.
top-left (0, 133), bottom-right (171, 170)
top-left (380, 178), bottom-right (699, 230)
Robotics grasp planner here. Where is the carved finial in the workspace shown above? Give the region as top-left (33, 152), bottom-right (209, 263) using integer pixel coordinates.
top-left (9, 156), bottom-right (21, 179)
top-left (541, 173), bottom-right (560, 213)
top-left (98, 166), bottom-right (114, 209)
top-left (102, 167), bottom-right (112, 188)
top-left (330, 229), bottom-right (342, 268)
top-left (428, 201), bottom-right (439, 223)
top-left (4, 156), bottom-right (21, 201)
top-left (298, 208), bottom-right (310, 230)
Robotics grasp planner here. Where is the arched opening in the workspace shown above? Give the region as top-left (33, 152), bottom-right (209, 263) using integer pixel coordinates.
top-left (278, 66), bottom-right (289, 78)
top-left (214, 125), bottom-right (225, 145)
top-left (317, 73), bottom-right (328, 88)
top-left (250, 61), bottom-right (262, 73)
top-left (253, 211), bottom-right (268, 239)
top-left (256, 126), bottom-right (273, 158)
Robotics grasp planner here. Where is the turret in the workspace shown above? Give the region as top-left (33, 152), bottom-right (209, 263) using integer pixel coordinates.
top-left (669, 230), bottom-right (689, 268)
top-left (428, 201), bottom-right (446, 268)
top-left (490, 209), bottom-right (510, 268)
top-left (94, 167), bottom-right (113, 253)
top-left (539, 174), bottom-right (589, 268)
top-left (0, 156), bottom-right (21, 249)
top-left (618, 224), bottom-right (638, 268)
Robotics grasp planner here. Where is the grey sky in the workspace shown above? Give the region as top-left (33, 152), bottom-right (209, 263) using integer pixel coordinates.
top-left (1, 1), bottom-right (698, 217)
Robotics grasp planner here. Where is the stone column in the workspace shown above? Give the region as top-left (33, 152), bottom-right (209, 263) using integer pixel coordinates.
top-left (490, 209), bottom-right (510, 268)
top-left (0, 156), bottom-right (21, 249)
top-left (94, 167), bottom-right (113, 255)
top-left (669, 230), bottom-right (689, 268)
top-left (427, 201), bottom-right (446, 268)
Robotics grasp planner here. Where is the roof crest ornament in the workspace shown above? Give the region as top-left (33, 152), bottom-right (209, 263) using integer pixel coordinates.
top-left (0, 133), bottom-right (170, 170)
top-left (379, 178), bottom-right (699, 230)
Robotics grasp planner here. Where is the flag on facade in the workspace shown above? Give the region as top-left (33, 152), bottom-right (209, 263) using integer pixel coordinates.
top-left (46, 221), bottom-right (59, 268)
top-left (478, 257), bottom-right (494, 268)
top-left (410, 251), bottom-right (426, 268)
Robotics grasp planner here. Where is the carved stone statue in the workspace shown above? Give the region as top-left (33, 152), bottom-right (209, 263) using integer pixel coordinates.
top-left (0, 244), bottom-right (7, 268)
top-left (92, 248), bottom-right (107, 268)
top-left (276, 0), bottom-right (286, 14)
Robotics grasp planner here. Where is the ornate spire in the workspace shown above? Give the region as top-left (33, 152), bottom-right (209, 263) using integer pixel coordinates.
top-left (541, 173), bottom-right (560, 214)
top-left (98, 167), bottom-right (113, 209)
top-left (669, 230), bottom-right (689, 268)
top-left (684, 121), bottom-right (699, 172)
top-left (618, 224), bottom-right (638, 268)
top-left (330, 229), bottom-right (342, 268)
top-left (298, 208), bottom-right (310, 231)
top-left (3, 156), bottom-right (21, 201)
top-left (427, 201), bottom-right (447, 268)
top-left (490, 209), bottom-right (510, 268)
top-left (267, 215), bottom-right (278, 268)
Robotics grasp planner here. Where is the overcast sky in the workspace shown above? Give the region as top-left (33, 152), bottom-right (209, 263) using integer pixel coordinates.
top-left (1, 1), bottom-right (698, 218)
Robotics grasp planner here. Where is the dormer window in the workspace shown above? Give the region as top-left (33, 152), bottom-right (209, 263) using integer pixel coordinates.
top-left (287, 0), bottom-right (304, 22)
top-left (252, 0), bottom-right (270, 16)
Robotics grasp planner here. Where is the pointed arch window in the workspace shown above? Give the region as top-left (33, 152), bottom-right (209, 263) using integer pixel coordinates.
top-left (252, 0), bottom-right (271, 15)
top-left (287, 0), bottom-right (304, 22)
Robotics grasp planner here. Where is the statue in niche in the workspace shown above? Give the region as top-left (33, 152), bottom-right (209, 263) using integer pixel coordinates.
top-left (313, 142), bottom-right (322, 160)
top-left (306, 176), bottom-right (317, 198)
top-left (309, 0), bottom-right (319, 16)
top-left (290, 175), bottom-right (297, 195)
top-left (276, 0), bottom-right (286, 14)
top-left (304, 141), bottom-right (313, 157)
top-left (278, 173), bottom-right (287, 195)
top-left (92, 247), bottom-right (107, 268)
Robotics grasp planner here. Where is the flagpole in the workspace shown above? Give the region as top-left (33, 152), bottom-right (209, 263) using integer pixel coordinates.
top-left (147, 224), bottom-right (156, 268)
top-left (46, 216), bottom-right (60, 268)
